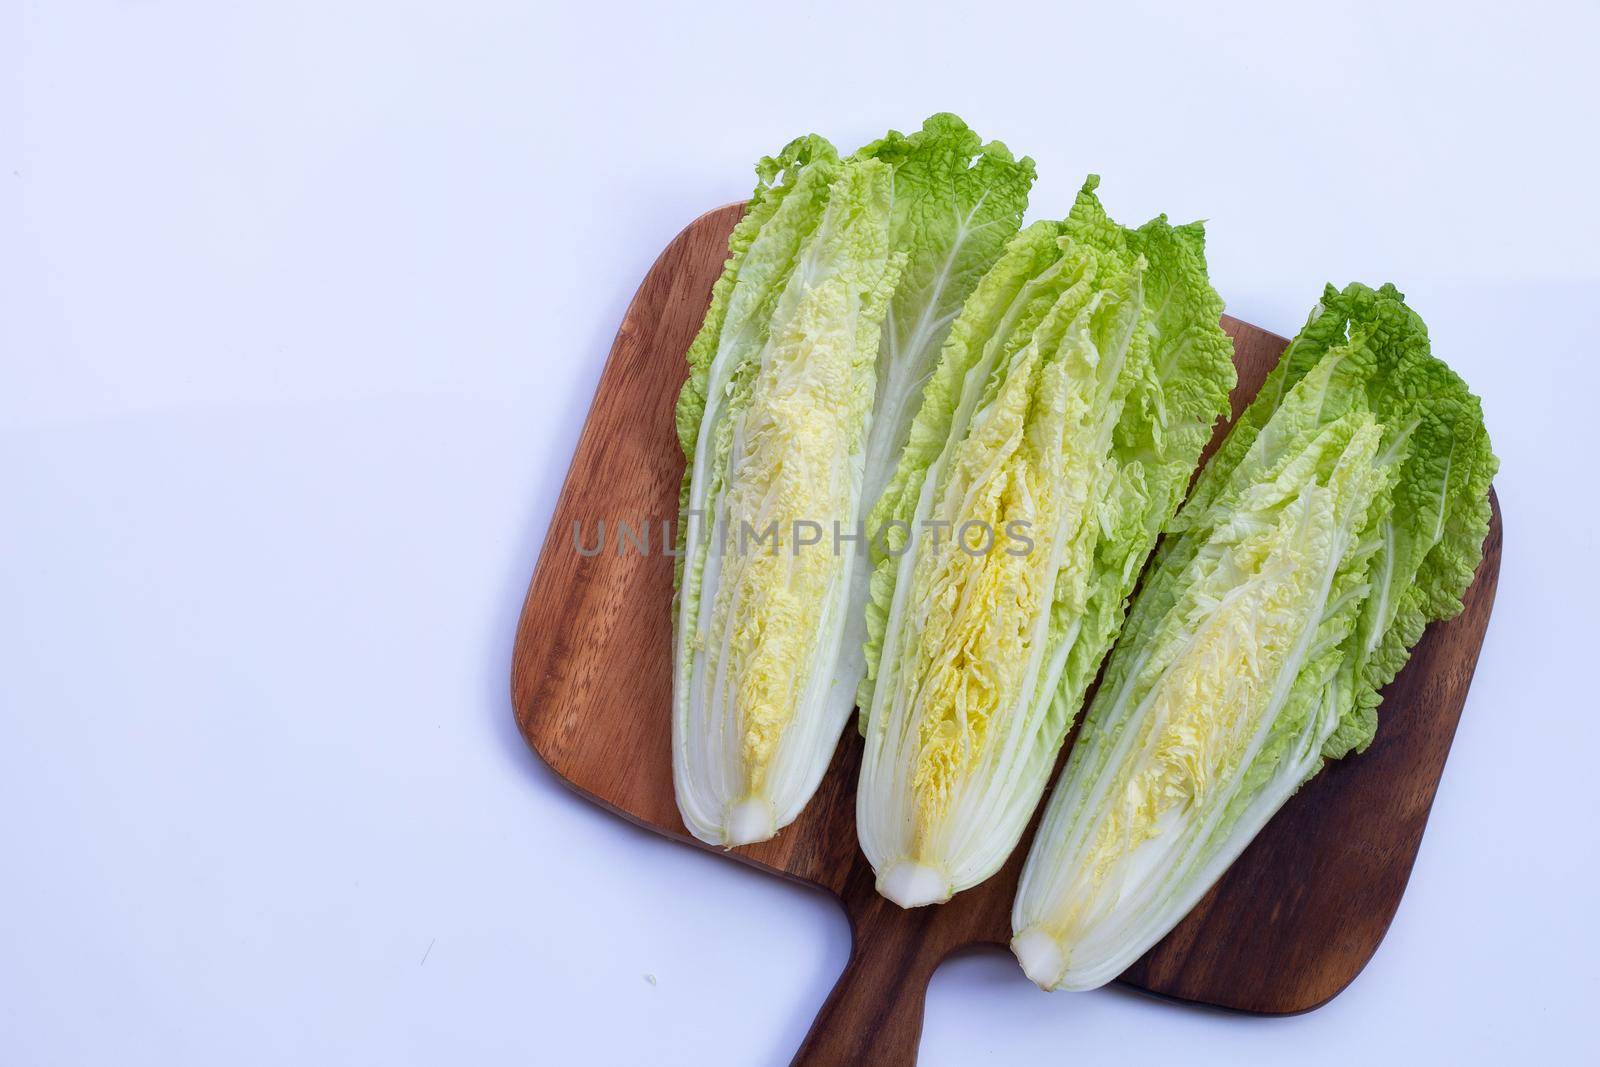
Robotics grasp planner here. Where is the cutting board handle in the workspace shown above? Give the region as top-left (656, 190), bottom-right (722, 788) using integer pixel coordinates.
top-left (790, 863), bottom-right (957, 1067)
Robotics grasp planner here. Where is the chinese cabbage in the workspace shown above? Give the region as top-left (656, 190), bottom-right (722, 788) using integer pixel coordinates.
top-left (1011, 283), bottom-right (1497, 990)
top-left (855, 180), bottom-right (1236, 905)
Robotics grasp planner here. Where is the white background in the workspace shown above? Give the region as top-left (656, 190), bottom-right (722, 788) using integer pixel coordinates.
top-left (5, 2), bottom-right (1598, 1063)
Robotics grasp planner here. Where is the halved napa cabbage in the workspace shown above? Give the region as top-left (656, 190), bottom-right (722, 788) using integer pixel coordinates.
top-left (855, 179), bottom-right (1236, 905)
top-left (1011, 283), bottom-right (1497, 991)
top-left (671, 118), bottom-right (1033, 847)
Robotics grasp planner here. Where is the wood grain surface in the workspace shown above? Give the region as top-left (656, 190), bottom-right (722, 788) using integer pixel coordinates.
top-left (510, 202), bottom-right (1502, 1065)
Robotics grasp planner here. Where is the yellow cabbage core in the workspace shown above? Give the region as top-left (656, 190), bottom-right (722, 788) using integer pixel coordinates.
top-left (899, 324), bottom-right (1092, 846)
top-left (1055, 509), bottom-right (1328, 938)
top-left (711, 279), bottom-right (872, 796)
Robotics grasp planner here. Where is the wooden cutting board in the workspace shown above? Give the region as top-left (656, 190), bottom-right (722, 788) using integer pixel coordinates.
top-left (510, 202), bottom-right (1503, 1065)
